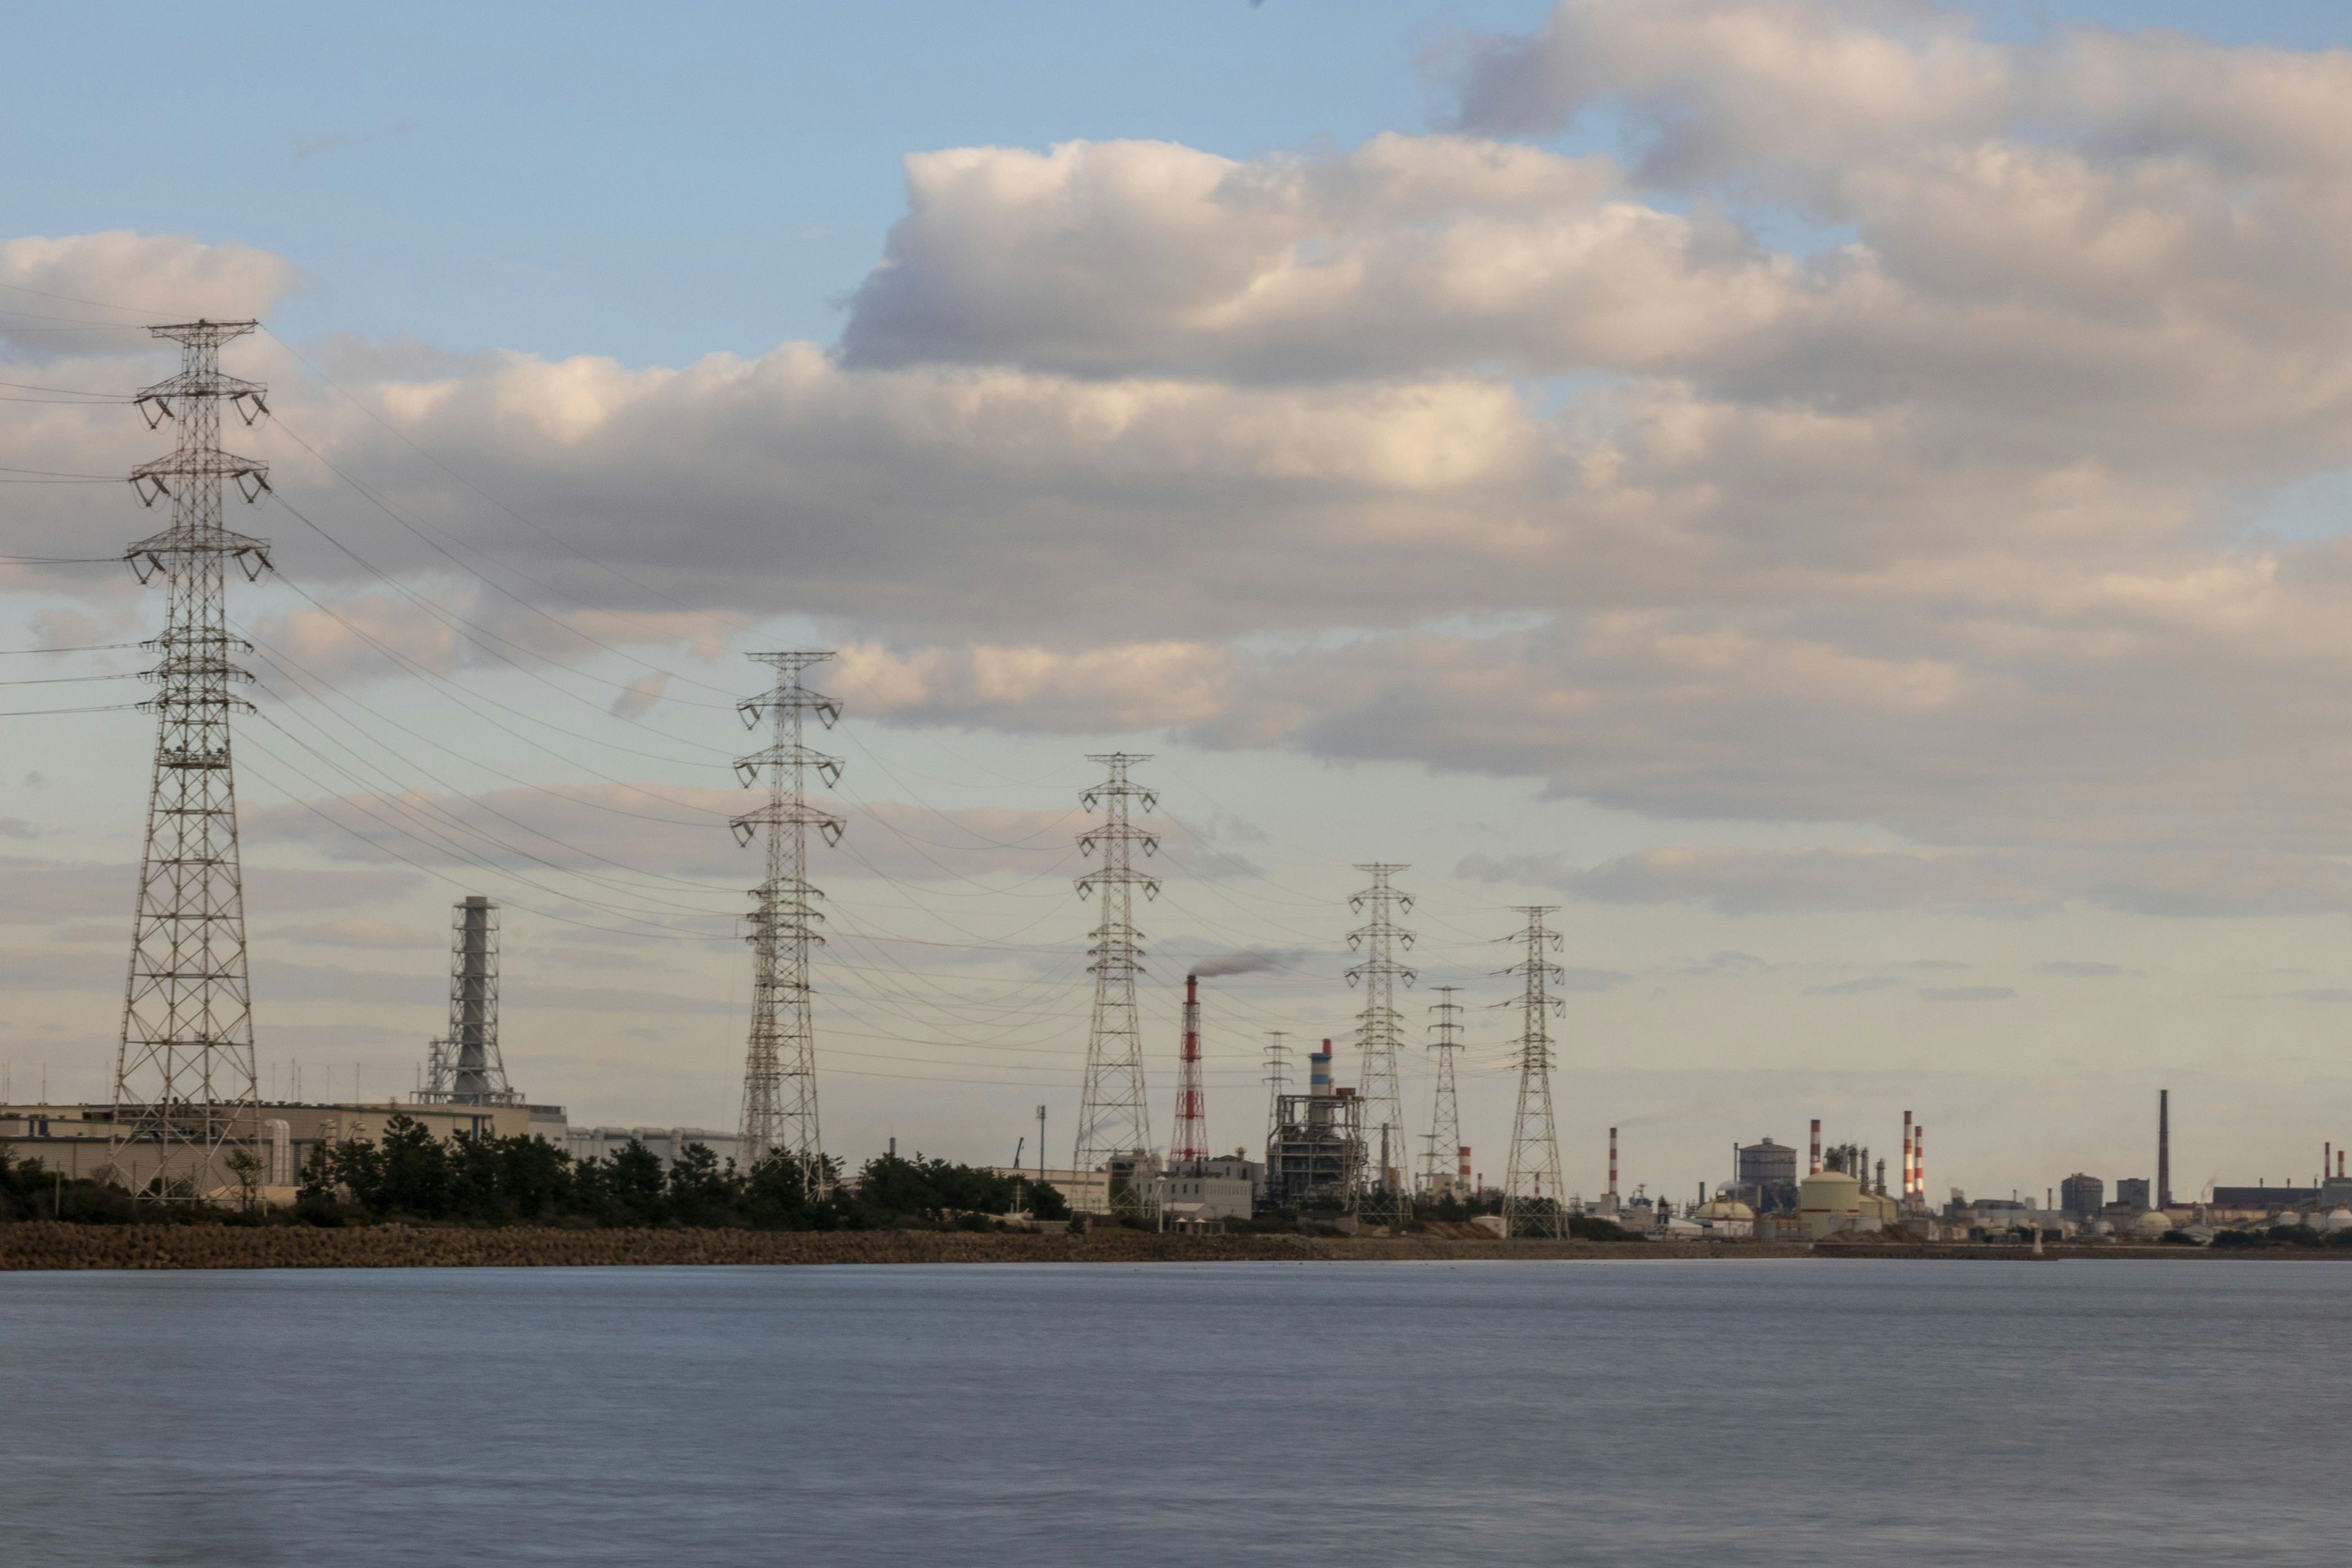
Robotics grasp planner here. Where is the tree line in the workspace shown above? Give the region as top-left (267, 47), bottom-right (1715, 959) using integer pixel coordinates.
top-left (0, 1117), bottom-right (1068, 1230)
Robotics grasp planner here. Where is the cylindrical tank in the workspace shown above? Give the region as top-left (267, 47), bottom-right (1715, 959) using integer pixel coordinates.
top-left (1798, 1169), bottom-right (1864, 1238)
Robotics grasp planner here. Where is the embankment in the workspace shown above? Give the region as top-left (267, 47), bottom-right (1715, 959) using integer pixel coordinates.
top-left (0, 1224), bottom-right (1812, 1271)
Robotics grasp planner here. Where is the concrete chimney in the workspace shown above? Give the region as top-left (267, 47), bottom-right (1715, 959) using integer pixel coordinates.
top-left (2158, 1088), bottom-right (2171, 1210)
top-left (1810, 1119), bottom-right (1822, 1175)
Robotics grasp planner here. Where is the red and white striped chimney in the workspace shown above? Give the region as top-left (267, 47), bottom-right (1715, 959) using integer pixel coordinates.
top-left (1608, 1126), bottom-right (1618, 1199)
top-left (1915, 1123), bottom-right (1924, 1205)
top-left (1902, 1110), bottom-right (1914, 1199)
top-left (1458, 1145), bottom-right (1471, 1192)
top-left (1810, 1119), bottom-right (1822, 1175)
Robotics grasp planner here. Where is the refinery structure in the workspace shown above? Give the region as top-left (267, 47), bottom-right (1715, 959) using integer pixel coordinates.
top-left (7, 322), bottom-right (2352, 1251)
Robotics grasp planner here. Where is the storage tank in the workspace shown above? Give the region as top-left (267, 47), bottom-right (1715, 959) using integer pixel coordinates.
top-left (2132, 1209), bottom-right (2171, 1240)
top-left (1798, 1169), bottom-right (1864, 1238)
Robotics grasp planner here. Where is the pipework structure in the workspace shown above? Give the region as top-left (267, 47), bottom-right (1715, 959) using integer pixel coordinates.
top-left (1266, 1039), bottom-right (1364, 1212)
top-left (1072, 753), bottom-right (1158, 1197)
top-left (731, 651), bottom-right (845, 1196)
top-left (1345, 863), bottom-right (1414, 1220)
top-left (415, 897), bottom-right (518, 1106)
top-left (1499, 906), bottom-right (1566, 1238)
top-left (1420, 987), bottom-right (1464, 1197)
top-left (1169, 973), bottom-right (1207, 1172)
top-left (110, 320), bottom-right (273, 1202)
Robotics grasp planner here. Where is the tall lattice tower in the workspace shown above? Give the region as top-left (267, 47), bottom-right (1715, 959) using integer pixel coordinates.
top-left (1422, 986), bottom-right (1465, 1197)
top-left (1261, 1030), bottom-right (1291, 1160)
top-left (1499, 907), bottom-right (1566, 1238)
top-left (1072, 753), bottom-right (1157, 1200)
top-left (732, 651), bottom-right (844, 1196)
top-left (110, 319), bottom-right (273, 1202)
top-left (415, 897), bottom-right (518, 1106)
top-left (1346, 863), bottom-right (1414, 1219)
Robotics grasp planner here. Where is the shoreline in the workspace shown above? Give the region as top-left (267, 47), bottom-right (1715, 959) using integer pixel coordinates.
top-left (0, 1224), bottom-right (1798, 1270)
top-left (6, 1226), bottom-right (2346, 1270)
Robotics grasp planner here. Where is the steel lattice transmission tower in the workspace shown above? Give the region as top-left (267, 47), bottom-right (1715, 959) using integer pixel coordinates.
top-left (1422, 986), bottom-right (1465, 1197)
top-left (1345, 863), bottom-right (1414, 1219)
top-left (1499, 907), bottom-right (1566, 1239)
top-left (110, 319), bottom-right (274, 1202)
top-left (732, 651), bottom-right (844, 1196)
top-left (1072, 753), bottom-right (1158, 1199)
top-left (1261, 1030), bottom-right (1291, 1163)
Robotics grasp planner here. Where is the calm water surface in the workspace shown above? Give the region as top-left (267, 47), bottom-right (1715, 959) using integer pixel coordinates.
top-left (0, 1259), bottom-right (2339, 1565)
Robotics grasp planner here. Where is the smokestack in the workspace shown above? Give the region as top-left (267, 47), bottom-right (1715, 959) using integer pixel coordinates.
top-left (1914, 1125), bottom-right (1924, 1206)
top-left (1458, 1145), bottom-right (1471, 1192)
top-left (1810, 1119), bottom-right (1822, 1175)
top-left (1310, 1039), bottom-right (1332, 1096)
top-left (1902, 1110), bottom-right (1914, 1200)
top-left (1608, 1126), bottom-right (1618, 1198)
top-left (2158, 1088), bottom-right (2171, 1210)
top-left (1171, 974), bottom-right (1206, 1170)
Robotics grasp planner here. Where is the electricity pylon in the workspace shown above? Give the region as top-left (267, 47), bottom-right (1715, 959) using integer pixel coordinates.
top-left (1422, 986), bottom-right (1464, 1197)
top-left (1346, 862), bottom-right (1414, 1223)
top-left (733, 651), bottom-right (843, 1197)
top-left (1499, 907), bottom-right (1566, 1239)
top-left (1072, 753), bottom-right (1157, 1208)
top-left (110, 319), bottom-right (273, 1202)
top-left (1261, 1030), bottom-right (1291, 1161)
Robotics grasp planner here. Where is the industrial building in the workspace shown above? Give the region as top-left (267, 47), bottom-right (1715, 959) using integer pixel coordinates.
top-left (1264, 1041), bottom-right (1365, 1212)
top-left (569, 1126), bottom-right (744, 1170)
top-left (0, 1098), bottom-right (567, 1204)
top-left (1720, 1136), bottom-right (1800, 1214)
top-left (2060, 1173), bottom-right (2105, 1217)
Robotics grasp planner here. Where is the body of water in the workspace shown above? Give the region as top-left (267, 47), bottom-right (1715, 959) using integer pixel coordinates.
top-left (0, 1258), bottom-right (2338, 1564)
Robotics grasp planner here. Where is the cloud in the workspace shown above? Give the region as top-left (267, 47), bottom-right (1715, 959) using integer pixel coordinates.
top-left (2035, 960), bottom-right (2129, 977)
top-left (1804, 975), bottom-right (1898, 997)
top-left (0, 232), bottom-right (309, 355)
top-left (1458, 845), bottom-right (2352, 919)
top-left (241, 782), bottom-right (1085, 886)
top-left (269, 917), bottom-right (445, 951)
top-left (1918, 984), bottom-right (2015, 1003)
top-left (20, 6), bottom-right (2352, 930)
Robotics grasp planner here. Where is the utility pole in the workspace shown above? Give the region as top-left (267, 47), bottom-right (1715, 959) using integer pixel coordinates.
top-left (110, 319), bottom-right (273, 1202)
top-left (1036, 1104), bottom-right (1047, 1186)
top-left (1499, 907), bottom-right (1566, 1239)
top-left (732, 651), bottom-right (844, 1198)
top-left (1072, 753), bottom-right (1157, 1208)
top-left (1423, 986), bottom-right (1464, 1197)
top-left (1346, 863), bottom-right (1414, 1223)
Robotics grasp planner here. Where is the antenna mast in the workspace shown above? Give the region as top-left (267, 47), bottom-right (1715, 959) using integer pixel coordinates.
top-left (110, 319), bottom-right (273, 1202)
top-left (733, 650), bottom-right (844, 1197)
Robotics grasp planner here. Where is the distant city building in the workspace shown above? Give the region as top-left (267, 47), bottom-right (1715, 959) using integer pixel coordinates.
top-left (2114, 1177), bottom-right (2151, 1210)
top-left (2060, 1173), bottom-right (2105, 1217)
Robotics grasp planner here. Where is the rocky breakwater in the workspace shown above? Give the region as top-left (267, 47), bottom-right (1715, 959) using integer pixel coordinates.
top-left (0, 1224), bottom-right (1809, 1270)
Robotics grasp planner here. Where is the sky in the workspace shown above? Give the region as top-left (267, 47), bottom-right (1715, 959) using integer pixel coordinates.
top-left (7, 0), bottom-right (2352, 1204)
